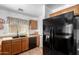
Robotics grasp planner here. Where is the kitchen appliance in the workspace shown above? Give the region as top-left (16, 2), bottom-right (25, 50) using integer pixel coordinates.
top-left (74, 16), bottom-right (79, 55)
top-left (29, 37), bottom-right (37, 49)
top-left (43, 12), bottom-right (77, 55)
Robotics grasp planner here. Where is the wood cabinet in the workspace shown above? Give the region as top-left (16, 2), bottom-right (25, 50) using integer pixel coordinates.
top-left (49, 4), bottom-right (79, 17)
top-left (36, 36), bottom-right (40, 47)
top-left (0, 36), bottom-right (40, 55)
top-left (0, 45), bottom-right (1, 55)
top-left (30, 20), bottom-right (37, 29)
top-left (21, 37), bottom-right (29, 52)
top-left (2, 40), bottom-right (12, 55)
top-left (1, 37), bottom-right (29, 55)
top-left (12, 38), bottom-right (21, 55)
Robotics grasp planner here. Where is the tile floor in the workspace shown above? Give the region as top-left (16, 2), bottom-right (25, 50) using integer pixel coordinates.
top-left (19, 47), bottom-right (43, 55)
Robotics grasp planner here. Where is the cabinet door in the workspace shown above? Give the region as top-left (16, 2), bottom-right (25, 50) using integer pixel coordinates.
top-left (30, 20), bottom-right (37, 29)
top-left (12, 39), bottom-right (21, 55)
top-left (2, 40), bottom-right (12, 55)
top-left (0, 45), bottom-right (1, 55)
top-left (36, 36), bottom-right (40, 47)
top-left (21, 37), bottom-right (29, 52)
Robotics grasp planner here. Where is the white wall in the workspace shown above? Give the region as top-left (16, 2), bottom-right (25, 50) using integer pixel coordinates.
top-left (38, 5), bottom-right (45, 48)
top-left (0, 7), bottom-right (39, 37)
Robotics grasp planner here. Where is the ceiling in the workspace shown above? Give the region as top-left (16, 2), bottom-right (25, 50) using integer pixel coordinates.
top-left (0, 4), bottom-right (43, 17)
top-left (0, 4), bottom-right (77, 18)
top-left (46, 4), bottom-right (65, 10)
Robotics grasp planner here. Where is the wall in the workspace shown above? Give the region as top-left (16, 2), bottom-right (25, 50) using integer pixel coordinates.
top-left (45, 5), bottom-right (52, 18)
top-left (38, 5), bottom-right (45, 48)
top-left (0, 7), bottom-right (39, 37)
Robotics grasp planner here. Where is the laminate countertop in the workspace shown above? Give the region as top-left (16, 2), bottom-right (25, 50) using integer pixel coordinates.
top-left (0, 37), bottom-right (13, 45)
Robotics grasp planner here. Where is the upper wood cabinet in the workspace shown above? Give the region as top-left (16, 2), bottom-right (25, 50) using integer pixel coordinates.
top-left (49, 4), bottom-right (79, 17)
top-left (30, 20), bottom-right (38, 29)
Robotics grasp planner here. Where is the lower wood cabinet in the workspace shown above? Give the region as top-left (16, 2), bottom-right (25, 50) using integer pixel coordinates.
top-left (21, 37), bottom-right (29, 52)
top-left (36, 36), bottom-right (40, 47)
top-left (2, 40), bottom-right (12, 55)
top-left (0, 36), bottom-right (40, 55)
top-left (12, 38), bottom-right (21, 55)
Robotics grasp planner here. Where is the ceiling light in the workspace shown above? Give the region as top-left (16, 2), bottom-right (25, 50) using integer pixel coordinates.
top-left (18, 8), bottom-right (23, 12)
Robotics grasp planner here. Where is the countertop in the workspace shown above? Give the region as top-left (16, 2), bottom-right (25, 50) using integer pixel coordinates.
top-left (0, 37), bottom-right (13, 45)
top-left (0, 34), bottom-right (42, 45)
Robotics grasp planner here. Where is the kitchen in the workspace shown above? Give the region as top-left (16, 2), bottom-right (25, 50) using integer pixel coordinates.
top-left (0, 4), bottom-right (43, 55)
top-left (0, 0), bottom-right (78, 59)
top-left (0, 4), bottom-right (79, 55)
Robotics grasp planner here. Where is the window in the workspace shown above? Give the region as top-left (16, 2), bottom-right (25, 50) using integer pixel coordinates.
top-left (7, 17), bottom-right (29, 36)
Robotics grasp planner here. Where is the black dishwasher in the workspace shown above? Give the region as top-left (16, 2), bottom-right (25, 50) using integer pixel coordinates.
top-left (29, 37), bottom-right (37, 49)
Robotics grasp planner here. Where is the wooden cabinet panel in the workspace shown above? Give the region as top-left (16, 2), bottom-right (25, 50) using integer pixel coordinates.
top-left (0, 45), bottom-right (1, 55)
top-left (21, 37), bottom-right (29, 52)
top-left (12, 39), bottom-right (21, 55)
top-left (0, 37), bottom-right (30, 55)
top-left (2, 40), bottom-right (12, 55)
top-left (49, 5), bottom-right (79, 17)
top-left (36, 36), bottom-right (40, 47)
top-left (30, 20), bottom-right (37, 29)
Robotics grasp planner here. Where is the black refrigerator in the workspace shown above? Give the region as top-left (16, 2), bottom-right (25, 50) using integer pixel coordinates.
top-left (43, 12), bottom-right (77, 55)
